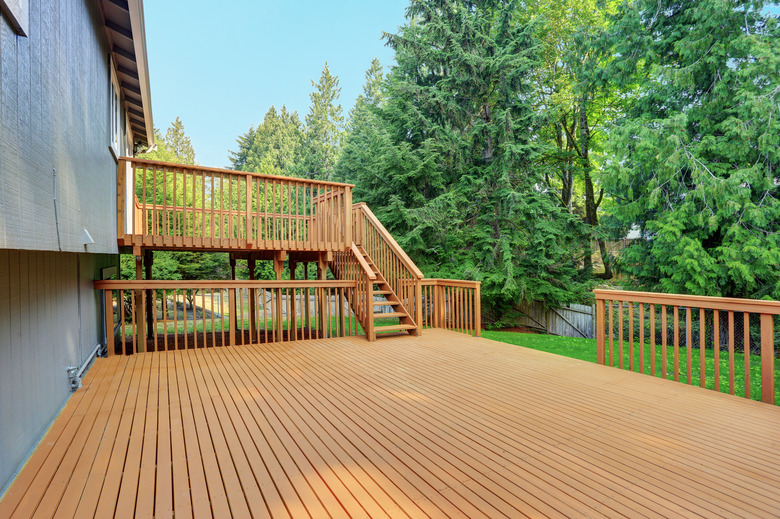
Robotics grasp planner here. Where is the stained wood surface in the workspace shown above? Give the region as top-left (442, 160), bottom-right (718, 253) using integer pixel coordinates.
top-left (2, 329), bottom-right (779, 518)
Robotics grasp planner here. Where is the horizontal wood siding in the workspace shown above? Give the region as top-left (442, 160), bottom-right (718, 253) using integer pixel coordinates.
top-left (0, 0), bottom-right (120, 253)
top-left (0, 249), bottom-right (117, 493)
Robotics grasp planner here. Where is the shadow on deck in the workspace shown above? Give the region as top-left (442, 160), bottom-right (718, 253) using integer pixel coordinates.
top-left (2, 329), bottom-right (779, 518)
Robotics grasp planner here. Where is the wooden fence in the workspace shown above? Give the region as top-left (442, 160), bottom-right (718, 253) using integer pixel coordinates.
top-left (595, 289), bottom-right (779, 404)
top-left (95, 280), bottom-right (364, 355)
top-left (118, 157), bottom-right (353, 251)
top-left (512, 301), bottom-right (595, 338)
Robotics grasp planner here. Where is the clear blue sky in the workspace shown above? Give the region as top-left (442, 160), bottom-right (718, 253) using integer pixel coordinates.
top-left (144, 1), bottom-right (409, 168)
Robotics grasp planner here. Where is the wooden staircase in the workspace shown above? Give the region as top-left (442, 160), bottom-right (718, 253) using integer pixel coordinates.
top-left (357, 246), bottom-right (418, 338)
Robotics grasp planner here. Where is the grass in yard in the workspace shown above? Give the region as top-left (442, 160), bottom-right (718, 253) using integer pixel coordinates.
top-left (482, 330), bottom-right (780, 405)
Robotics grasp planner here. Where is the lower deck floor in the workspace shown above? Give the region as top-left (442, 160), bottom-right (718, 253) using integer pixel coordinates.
top-left (1, 329), bottom-right (779, 518)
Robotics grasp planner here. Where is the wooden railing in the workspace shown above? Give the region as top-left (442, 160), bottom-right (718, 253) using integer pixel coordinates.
top-left (421, 279), bottom-right (481, 337)
top-left (118, 157), bottom-right (353, 251)
top-left (595, 289), bottom-right (779, 404)
top-left (352, 203), bottom-right (424, 329)
top-left (96, 280), bottom-right (364, 355)
top-left (331, 244), bottom-right (377, 340)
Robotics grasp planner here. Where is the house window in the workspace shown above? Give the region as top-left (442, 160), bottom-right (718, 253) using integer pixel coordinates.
top-left (109, 59), bottom-right (122, 158)
top-left (0, 0), bottom-right (29, 36)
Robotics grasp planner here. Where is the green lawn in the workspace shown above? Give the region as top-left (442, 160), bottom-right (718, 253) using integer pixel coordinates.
top-left (482, 330), bottom-right (780, 405)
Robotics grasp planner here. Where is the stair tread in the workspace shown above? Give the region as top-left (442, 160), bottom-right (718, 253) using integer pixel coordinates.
top-left (374, 312), bottom-right (408, 319)
top-left (374, 324), bottom-right (417, 332)
top-left (374, 290), bottom-right (392, 294)
top-left (372, 300), bottom-right (401, 306)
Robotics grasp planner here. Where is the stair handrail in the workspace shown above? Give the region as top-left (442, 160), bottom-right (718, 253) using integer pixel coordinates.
top-left (351, 242), bottom-right (377, 280)
top-left (352, 203), bottom-right (424, 279)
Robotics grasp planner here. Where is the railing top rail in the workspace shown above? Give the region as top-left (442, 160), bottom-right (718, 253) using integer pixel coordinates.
top-left (120, 156), bottom-right (355, 189)
top-left (594, 289), bottom-right (780, 315)
top-left (95, 280), bottom-right (356, 290)
top-left (420, 279), bottom-right (481, 288)
top-left (350, 243), bottom-right (377, 280)
top-left (353, 202), bottom-right (424, 279)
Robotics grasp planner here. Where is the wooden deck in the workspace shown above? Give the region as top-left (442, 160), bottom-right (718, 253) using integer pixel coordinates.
top-left (2, 329), bottom-right (779, 519)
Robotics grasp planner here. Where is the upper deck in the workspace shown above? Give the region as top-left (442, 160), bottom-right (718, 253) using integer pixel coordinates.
top-left (117, 157), bottom-right (353, 253)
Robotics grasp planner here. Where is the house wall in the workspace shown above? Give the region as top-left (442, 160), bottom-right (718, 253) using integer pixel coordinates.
top-left (0, 249), bottom-right (118, 493)
top-left (0, 0), bottom-right (123, 254)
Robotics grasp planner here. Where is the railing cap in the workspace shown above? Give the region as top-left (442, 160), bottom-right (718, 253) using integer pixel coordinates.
top-left (121, 156), bottom-right (355, 188)
top-left (594, 289), bottom-right (780, 315)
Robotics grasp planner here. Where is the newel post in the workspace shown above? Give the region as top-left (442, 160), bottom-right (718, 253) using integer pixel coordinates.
top-left (596, 295), bottom-right (605, 365)
top-left (760, 313), bottom-right (775, 404)
top-left (474, 282), bottom-right (481, 337)
top-left (104, 289), bottom-right (115, 357)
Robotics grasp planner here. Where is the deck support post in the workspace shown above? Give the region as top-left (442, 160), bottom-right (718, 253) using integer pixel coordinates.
top-left (318, 253), bottom-right (328, 339)
top-left (289, 260), bottom-right (297, 341)
top-left (230, 255), bottom-right (237, 343)
top-left (135, 254), bottom-right (145, 353)
top-left (144, 250), bottom-right (154, 340)
top-left (248, 257), bottom-right (256, 341)
top-left (303, 262), bottom-right (311, 333)
top-left (274, 251), bottom-right (286, 341)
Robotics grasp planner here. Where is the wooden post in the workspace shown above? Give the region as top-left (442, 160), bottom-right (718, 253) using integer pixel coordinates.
top-left (344, 186), bottom-right (352, 247)
top-left (135, 254), bottom-right (145, 353)
top-left (436, 283), bottom-right (445, 330)
top-left (474, 282), bottom-right (481, 337)
top-left (229, 288), bottom-right (236, 347)
top-left (596, 297), bottom-right (605, 365)
top-left (318, 253), bottom-right (328, 339)
top-left (248, 257), bottom-right (256, 341)
top-left (366, 271), bottom-right (375, 342)
top-left (230, 255), bottom-right (237, 343)
top-left (274, 251), bottom-right (286, 341)
top-left (104, 289), bottom-right (115, 357)
top-left (289, 260), bottom-right (297, 341)
top-left (414, 279), bottom-right (423, 336)
top-left (303, 262), bottom-right (311, 332)
top-left (117, 158), bottom-right (126, 243)
top-left (245, 174), bottom-right (253, 247)
top-left (144, 250), bottom-right (154, 340)
top-left (760, 313), bottom-right (775, 404)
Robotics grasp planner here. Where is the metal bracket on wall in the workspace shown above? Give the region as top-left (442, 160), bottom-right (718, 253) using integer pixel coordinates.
top-left (66, 366), bottom-right (82, 392)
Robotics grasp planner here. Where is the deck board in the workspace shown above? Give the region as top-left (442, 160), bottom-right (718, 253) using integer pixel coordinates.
top-left (2, 329), bottom-right (779, 518)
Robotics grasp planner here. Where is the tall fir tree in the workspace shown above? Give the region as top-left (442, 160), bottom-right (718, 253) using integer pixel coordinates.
top-left (369, 0), bottom-right (587, 315)
top-left (603, 0), bottom-right (780, 299)
top-left (300, 63), bottom-right (345, 181)
top-left (229, 105), bottom-right (304, 176)
top-left (334, 57), bottom-right (389, 194)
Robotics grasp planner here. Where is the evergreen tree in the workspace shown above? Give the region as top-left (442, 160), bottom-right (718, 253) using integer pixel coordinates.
top-left (370, 0), bottom-right (587, 314)
top-left (300, 63), bottom-right (345, 180)
top-left (334, 58), bottom-right (389, 193)
top-left (164, 117), bottom-right (196, 164)
top-left (603, 0), bottom-right (780, 299)
top-left (228, 106), bottom-right (304, 176)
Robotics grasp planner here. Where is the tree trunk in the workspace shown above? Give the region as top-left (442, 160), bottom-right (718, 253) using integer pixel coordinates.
top-left (580, 100), bottom-right (612, 279)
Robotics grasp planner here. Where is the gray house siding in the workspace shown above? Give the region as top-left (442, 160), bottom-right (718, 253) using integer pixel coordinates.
top-left (0, 0), bottom-right (121, 254)
top-left (0, 249), bottom-right (118, 492)
top-left (0, 0), bottom-right (140, 493)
